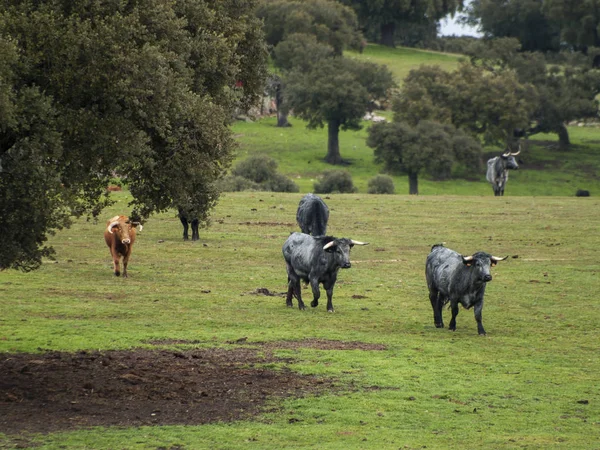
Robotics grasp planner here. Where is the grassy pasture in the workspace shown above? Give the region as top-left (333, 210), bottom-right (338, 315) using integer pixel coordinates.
top-left (233, 117), bottom-right (600, 196)
top-left (1, 190), bottom-right (599, 448)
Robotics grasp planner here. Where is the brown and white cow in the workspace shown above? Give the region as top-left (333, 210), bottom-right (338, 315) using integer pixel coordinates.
top-left (104, 215), bottom-right (142, 277)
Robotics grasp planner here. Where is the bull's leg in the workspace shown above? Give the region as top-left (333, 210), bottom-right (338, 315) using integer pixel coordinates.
top-left (191, 219), bottom-right (200, 241)
top-left (448, 301), bottom-right (459, 331)
top-left (295, 281), bottom-right (306, 310)
top-left (309, 278), bottom-right (321, 308)
top-left (325, 286), bottom-right (335, 313)
top-left (112, 252), bottom-right (121, 277)
top-left (474, 300), bottom-right (486, 336)
top-left (122, 252), bottom-right (130, 278)
top-left (429, 289), bottom-right (443, 328)
top-left (180, 217), bottom-right (190, 240)
top-left (286, 277), bottom-right (294, 308)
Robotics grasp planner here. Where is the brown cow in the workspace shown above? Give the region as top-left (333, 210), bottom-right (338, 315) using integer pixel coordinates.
top-left (104, 215), bottom-right (142, 277)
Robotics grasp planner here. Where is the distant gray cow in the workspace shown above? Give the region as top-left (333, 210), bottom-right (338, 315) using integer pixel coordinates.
top-left (486, 146), bottom-right (521, 196)
top-left (296, 193), bottom-right (329, 236)
top-left (282, 232), bottom-right (368, 312)
top-left (426, 244), bottom-right (507, 335)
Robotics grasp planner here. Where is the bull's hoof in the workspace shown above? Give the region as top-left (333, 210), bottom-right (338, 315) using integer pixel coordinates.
top-left (299, 305), bottom-right (306, 311)
top-left (435, 323), bottom-right (444, 328)
top-left (114, 272), bottom-right (120, 277)
top-left (311, 300), bottom-right (318, 307)
top-left (327, 309), bottom-right (334, 313)
top-left (479, 332), bottom-right (487, 336)
top-left (286, 303), bottom-right (293, 308)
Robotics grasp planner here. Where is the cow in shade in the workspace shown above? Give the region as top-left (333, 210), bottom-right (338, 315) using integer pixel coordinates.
top-left (296, 193), bottom-right (329, 236)
top-left (178, 207), bottom-right (199, 241)
top-left (104, 215), bottom-right (143, 277)
top-left (486, 145), bottom-right (521, 196)
top-left (282, 232), bottom-right (368, 312)
top-left (426, 244), bottom-right (507, 335)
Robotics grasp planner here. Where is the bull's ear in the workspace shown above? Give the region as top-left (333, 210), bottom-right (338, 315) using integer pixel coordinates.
top-left (462, 255), bottom-right (474, 266)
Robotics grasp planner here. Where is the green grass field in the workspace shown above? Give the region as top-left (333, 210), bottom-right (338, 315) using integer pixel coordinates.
top-left (233, 117), bottom-right (600, 196)
top-left (1, 191), bottom-right (600, 449)
top-left (2, 43), bottom-right (600, 449)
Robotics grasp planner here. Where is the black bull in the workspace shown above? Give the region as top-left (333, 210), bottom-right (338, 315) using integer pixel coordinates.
top-left (426, 244), bottom-right (507, 335)
top-left (486, 148), bottom-right (521, 196)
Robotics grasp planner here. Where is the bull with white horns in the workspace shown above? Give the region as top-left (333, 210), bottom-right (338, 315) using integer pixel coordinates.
top-left (486, 144), bottom-right (521, 196)
top-left (104, 215), bottom-right (143, 277)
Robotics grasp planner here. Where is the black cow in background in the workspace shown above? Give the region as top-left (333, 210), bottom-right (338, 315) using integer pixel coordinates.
top-left (296, 193), bottom-right (329, 236)
top-left (486, 145), bottom-right (521, 196)
top-left (178, 208), bottom-right (199, 241)
top-left (282, 232), bottom-right (368, 312)
top-left (426, 244), bottom-right (507, 335)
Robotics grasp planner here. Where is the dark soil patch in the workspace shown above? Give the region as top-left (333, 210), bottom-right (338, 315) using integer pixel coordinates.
top-left (250, 338), bottom-right (387, 351)
top-left (0, 347), bottom-right (338, 435)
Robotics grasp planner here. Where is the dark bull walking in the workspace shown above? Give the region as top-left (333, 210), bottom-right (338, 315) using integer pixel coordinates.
top-left (282, 232), bottom-right (368, 312)
top-left (486, 146), bottom-right (521, 196)
top-left (426, 244), bottom-right (507, 335)
top-left (296, 193), bottom-right (329, 236)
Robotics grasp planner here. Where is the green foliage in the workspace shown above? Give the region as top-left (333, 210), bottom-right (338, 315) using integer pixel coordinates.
top-left (230, 154), bottom-right (298, 192)
top-left (0, 0), bottom-right (268, 271)
top-left (214, 175), bottom-right (262, 192)
top-left (257, 0), bottom-right (363, 56)
top-left (367, 174), bottom-right (395, 194)
top-left (313, 169), bottom-right (356, 193)
top-left (285, 57), bottom-right (395, 163)
top-left (394, 61), bottom-right (538, 145)
top-left (466, 39), bottom-right (600, 148)
top-left (367, 120), bottom-right (482, 194)
top-left (544, 0), bottom-right (600, 50)
top-left (465, 0), bottom-right (561, 52)
top-left (341, 0), bottom-right (463, 46)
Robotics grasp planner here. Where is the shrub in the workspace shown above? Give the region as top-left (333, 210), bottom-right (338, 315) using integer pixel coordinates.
top-left (367, 175), bottom-right (395, 194)
top-left (231, 154), bottom-right (277, 183)
top-left (264, 173), bottom-right (299, 192)
top-left (314, 170), bottom-right (356, 194)
top-left (215, 175), bottom-right (262, 192)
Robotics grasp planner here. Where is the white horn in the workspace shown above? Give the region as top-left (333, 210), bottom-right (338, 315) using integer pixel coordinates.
top-left (462, 255), bottom-right (474, 262)
top-left (491, 255), bottom-right (508, 262)
top-left (323, 241), bottom-right (335, 250)
top-left (107, 221), bottom-right (119, 234)
top-left (350, 240), bottom-right (369, 245)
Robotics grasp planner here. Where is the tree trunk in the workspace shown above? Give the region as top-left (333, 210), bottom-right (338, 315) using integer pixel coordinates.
top-left (380, 22), bottom-right (396, 47)
top-left (557, 123), bottom-right (570, 150)
top-left (277, 110), bottom-right (291, 127)
top-left (325, 120), bottom-right (342, 164)
top-left (408, 171), bottom-right (419, 195)
top-left (275, 84), bottom-right (291, 127)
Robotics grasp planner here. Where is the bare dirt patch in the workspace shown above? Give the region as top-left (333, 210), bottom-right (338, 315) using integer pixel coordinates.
top-left (0, 346), bottom-right (340, 436)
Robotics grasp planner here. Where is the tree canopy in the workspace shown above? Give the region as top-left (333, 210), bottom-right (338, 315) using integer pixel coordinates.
top-left (0, 0), bottom-right (267, 271)
top-left (367, 121), bottom-right (481, 195)
top-left (285, 57), bottom-right (395, 164)
top-left (341, 0), bottom-right (464, 47)
top-left (393, 61), bottom-right (538, 146)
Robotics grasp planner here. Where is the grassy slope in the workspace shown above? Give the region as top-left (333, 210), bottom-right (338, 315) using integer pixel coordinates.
top-left (1, 191), bottom-right (600, 449)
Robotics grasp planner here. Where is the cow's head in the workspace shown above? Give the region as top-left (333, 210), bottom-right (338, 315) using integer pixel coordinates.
top-left (323, 238), bottom-right (369, 269)
top-left (107, 216), bottom-right (142, 245)
top-left (462, 252), bottom-right (508, 282)
top-left (501, 146), bottom-right (521, 170)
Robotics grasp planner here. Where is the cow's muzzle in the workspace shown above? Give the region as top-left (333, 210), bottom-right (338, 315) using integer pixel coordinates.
top-left (483, 274), bottom-right (492, 282)
top-left (342, 262), bottom-right (351, 269)
top-left (122, 239), bottom-right (131, 244)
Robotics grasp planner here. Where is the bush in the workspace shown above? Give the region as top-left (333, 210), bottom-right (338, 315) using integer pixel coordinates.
top-left (231, 154), bottom-right (277, 183)
top-left (314, 170), bottom-right (356, 194)
top-left (264, 173), bottom-right (299, 192)
top-left (215, 175), bottom-right (262, 192)
top-left (367, 175), bottom-right (395, 194)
